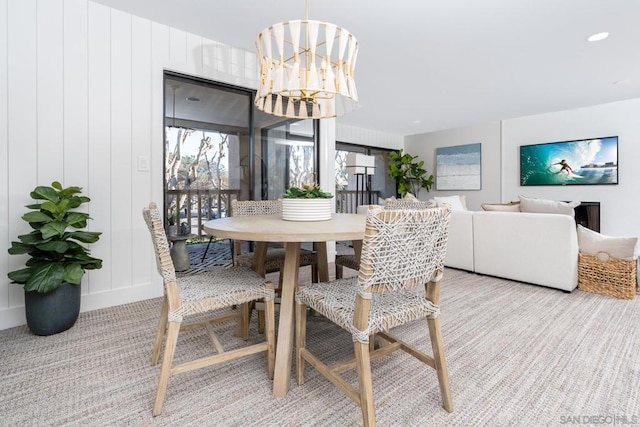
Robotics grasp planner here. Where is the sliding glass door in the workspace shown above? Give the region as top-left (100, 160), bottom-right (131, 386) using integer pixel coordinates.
top-left (163, 72), bottom-right (318, 236)
top-left (335, 142), bottom-right (397, 212)
top-left (260, 119), bottom-right (317, 199)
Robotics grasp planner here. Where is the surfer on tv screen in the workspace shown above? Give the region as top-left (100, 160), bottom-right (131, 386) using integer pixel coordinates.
top-left (552, 159), bottom-right (573, 176)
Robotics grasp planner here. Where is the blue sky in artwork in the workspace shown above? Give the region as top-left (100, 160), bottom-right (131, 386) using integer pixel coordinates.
top-left (436, 143), bottom-right (481, 165)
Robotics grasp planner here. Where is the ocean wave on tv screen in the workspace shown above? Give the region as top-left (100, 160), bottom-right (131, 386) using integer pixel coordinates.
top-left (521, 163), bottom-right (617, 185)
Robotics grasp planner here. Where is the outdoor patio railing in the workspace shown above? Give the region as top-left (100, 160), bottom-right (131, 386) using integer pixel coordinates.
top-left (164, 189), bottom-right (381, 238)
top-left (165, 189), bottom-right (240, 238)
top-left (335, 190), bottom-right (381, 213)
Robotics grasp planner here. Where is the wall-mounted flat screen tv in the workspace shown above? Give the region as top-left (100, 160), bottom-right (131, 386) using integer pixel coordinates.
top-left (520, 136), bottom-right (618, 186)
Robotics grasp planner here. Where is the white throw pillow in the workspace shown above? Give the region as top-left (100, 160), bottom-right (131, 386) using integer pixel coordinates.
top-left (518, 195), bottom-right (580, 216)
top-left (577, 225), bottom-right (638, 260)
top-left (403, 193), bottom-right (419, 201)
top-left (481, 202), bottom-right (521, 212)
top-left (434, 195), bottom-right (467, 211)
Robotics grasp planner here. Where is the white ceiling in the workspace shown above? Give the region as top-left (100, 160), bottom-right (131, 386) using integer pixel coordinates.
top-left (92, 0), bottom-right (640, 137)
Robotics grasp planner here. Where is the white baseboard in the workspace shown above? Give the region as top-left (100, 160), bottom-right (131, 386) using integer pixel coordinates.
top-left (80, 281), bottom-right (163, 312)
top-left (0, 281), bottom-right (163, 331)
top-left (0, 306), bottom-right (27, 331)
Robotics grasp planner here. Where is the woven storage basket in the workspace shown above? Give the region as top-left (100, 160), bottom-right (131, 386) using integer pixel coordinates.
top-left (578, 252), bottom-right (637, 300)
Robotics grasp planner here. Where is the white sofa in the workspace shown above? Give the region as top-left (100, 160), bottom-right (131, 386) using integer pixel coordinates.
top-left (444, 210), bottom-right (579, 292)
top-left (443, 210), bottom-right (474, 271)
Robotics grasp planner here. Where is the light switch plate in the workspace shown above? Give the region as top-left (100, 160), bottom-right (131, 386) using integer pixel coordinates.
top-left (137, 155), bottom-right (150, 172)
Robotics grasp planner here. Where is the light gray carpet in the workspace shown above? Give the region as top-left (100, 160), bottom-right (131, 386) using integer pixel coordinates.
top-left (1, 268), bottom-right (639, 426)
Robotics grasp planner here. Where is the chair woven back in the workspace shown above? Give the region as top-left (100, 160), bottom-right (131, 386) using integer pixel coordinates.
top-left (142, 202), bottom-right (176, 284)
top-left (232, 199), bottom-right (282, 216)
top-left (384, 198), bottom-right (436, 210)
top-left (358, 207), bottom-right (450, 293)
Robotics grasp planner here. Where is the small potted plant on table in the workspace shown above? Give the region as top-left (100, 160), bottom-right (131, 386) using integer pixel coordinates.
top-left (7, 181), bottom-right (103, 336)
top-left (282, 183), bottom-right (334, 221)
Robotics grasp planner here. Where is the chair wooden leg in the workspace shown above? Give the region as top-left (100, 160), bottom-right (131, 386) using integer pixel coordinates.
top-left (258, 309), bottom-right (266, 334)
top-left (236, 302), bottom-right (250, 340)
top-left (264, 291), bottom-right (276, 379)
top-left (153, 321), bottom-right (180, 416)
top-left (295, 301), bottom-right (308, 385)
top-left (376, 334), bottom-right (392, 348)
top-left (428, 317), bottom-right (453, 413)
top-left (354, 340), bottom-right (376, 427)
top-left (278, 271), bottom-right (284, 290)
top-left (335, 264), bottom-right (343, 279)
top-left (311, 263), bottom-right (319, 283)
top-left (151, 296), bottom-right (169, 365)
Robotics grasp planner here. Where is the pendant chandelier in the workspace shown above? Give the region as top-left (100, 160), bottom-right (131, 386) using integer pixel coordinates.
top-left (255, 0), bottom-right (359, 119)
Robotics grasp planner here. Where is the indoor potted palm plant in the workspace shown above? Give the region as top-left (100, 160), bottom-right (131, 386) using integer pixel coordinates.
top-left (282, 183), bottom-right (334, 221)
top-left (388, 149), bottom-right (434, 197)
top-left (7, 181), bottom-right (103, 335)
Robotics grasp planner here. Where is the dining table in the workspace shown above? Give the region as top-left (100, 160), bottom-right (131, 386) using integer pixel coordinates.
top-left (203, 213), bottom-right (366, 397)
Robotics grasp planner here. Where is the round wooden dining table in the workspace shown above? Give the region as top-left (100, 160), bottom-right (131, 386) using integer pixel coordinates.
top-left (203, 213), bottom-right (366, 397)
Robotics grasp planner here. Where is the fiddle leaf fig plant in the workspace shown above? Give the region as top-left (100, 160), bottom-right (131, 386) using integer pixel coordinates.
top-left (7, 181), bottom-right (103, 293)
top-left (284, 183), bottom-right (334, 199)
top-left (388, 149), bottom-right (434, 197)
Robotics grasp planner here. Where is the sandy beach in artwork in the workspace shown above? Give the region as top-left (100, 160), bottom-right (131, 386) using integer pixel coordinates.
top-left (436, 163), bottom-right (481, 189)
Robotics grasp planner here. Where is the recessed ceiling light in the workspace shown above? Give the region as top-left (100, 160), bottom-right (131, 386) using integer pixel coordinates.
top-left (412, 120), bottom-right (421, 124)
top-left (587, 32), bottom-right (609, 42)
top-left (186, 97), bottom-right (200, 102)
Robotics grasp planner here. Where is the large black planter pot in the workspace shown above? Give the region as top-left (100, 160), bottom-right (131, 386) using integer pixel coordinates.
top-left (24, 283), bottom-right (81, 336)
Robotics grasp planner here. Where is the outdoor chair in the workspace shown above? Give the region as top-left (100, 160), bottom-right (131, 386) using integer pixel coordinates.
top-left (142, 202), bottom-right (275, 416)
top-left (295, 207), bottom-right (453, 426)
top-left (200, 231), bottom-right (234, 263)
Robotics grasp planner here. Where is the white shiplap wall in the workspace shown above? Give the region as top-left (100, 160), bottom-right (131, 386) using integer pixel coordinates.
top-left (0, 1), bottom-right (9, 320)
top-left (0, 0), bottom-right (396, 330)
top-left (0, 0), bottom-right (262, 330)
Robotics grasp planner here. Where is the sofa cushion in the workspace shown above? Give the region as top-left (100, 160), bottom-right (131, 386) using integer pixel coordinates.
top-left (577, 225), bottom-right (638, 260)
top-left (481, 202), bottom-right (520, 212)
top-left (434, 195), bottom-right (467, 211)
top-left (518, 195), bottom-right (580, 216)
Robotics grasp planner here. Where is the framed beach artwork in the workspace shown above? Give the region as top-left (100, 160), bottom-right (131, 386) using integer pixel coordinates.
top-left (435, 143), bottom-right (482, 190)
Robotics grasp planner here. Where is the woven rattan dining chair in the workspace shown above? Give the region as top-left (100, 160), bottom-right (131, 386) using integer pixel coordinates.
top-left (143, 202), bottom-right (275, 416)
top-left (295, 207), bottom-right (453, 426)
top-left (231, 199), bottom-right (318, 331)
top-left (384, 198), bottom-right (437, 210)
top-left (334, 252), bottom-right (360, 279)
top-left (334, 199), bottom-right (437, 279)
top-left (231, 200), bottom-right (318, 281)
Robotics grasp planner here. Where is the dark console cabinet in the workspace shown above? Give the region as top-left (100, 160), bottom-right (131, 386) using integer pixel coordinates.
top-left (574, 201), bottom-right (600, 232)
